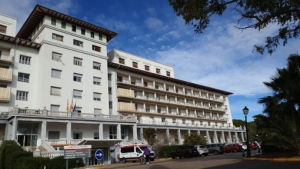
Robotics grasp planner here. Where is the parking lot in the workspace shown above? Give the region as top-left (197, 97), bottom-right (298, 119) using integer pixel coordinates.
top-left (102, 151), bottom-right (300, 169)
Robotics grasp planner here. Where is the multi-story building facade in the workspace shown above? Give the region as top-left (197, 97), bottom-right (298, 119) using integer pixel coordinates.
top-left (0, 5), bottom-right (245, 165)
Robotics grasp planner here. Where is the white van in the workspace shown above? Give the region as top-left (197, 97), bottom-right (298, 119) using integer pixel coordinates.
top-left (118, 144), bottom-right (144, 163)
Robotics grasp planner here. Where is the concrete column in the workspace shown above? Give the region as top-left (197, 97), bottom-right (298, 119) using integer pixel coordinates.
top-left (133, 124), bottom-right (137, 140)
top-left (176, 108), bottom-right (179, 115)
top-left (117, 124), bottom-right (121, 140)
top-left (155, 104), bottom-right (158, 113)
top-left (140, 127), bottom-right (144, 142)
top-left (206, 130), bottom-right (210, 144)
top-left (228, 131), bottom-right (232, 143)
top-left (125, 127), bottom-right (129, 140)
top-left (142, 91), bottom-right (145, 96)
top-left (163, 83), bottom-right (166, 90)
top-left (11, 118), bottom-right (18, 140)
top-left (141, 78), bottom-right (144, 84)
top-left (222, 131), bottom-right (225, 143)
top-left (66, 122), bottom-right (71, 144)
top-left (166, 128), bottom-right (170, 144)
top-left (99, 123), bottom-right (103, 139)
top-left (197, 130), bottom-right (200, 135)
top-left (241, 132), bottom-right (245, 142)
top-left (177, 129), bottom-right (182, 144)
top-left (214, 131), bottom-right (218, 143)
top-left (143, 103), bottom-right (146, 111)
top-left (188, 129), bottom-right (191, 135)
top-left (166, 106), bottom-right (169, 114)
top-left (4, 122), bottom-right (8, 140)
top-left (235, 132), bottom-right (239, 143)
top-left (41, 120), bottom-right (47, 141)
top-left (128, 75), bottom-right (131, 82)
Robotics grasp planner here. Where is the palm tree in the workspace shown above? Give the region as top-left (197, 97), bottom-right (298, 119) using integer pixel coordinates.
top-left (256, 54), bottom-right (300, 155)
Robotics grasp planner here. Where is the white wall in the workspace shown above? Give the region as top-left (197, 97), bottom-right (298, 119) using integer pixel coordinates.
top-left (0, 13), bottom-right (17, 36)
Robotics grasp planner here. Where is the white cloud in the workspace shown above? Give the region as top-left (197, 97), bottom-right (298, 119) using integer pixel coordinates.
top-left (154, 21), bottom-right (295, 96)
top-left (95, 15), bottom-right (137, 32)
top-left (145, 17), bottom-right (163, 30)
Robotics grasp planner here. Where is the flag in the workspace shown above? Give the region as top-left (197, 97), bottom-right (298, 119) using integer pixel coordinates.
top-left (70, 99), bottom-right (73, 111)
top-left (73, 102), bottom-right (77, 112)
top-left (66, 99), bottom-right (69, 112)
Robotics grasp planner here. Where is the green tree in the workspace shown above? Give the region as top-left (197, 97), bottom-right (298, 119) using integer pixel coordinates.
top-left (168, 0), bottom-right (300, 55)
top-left (255, 54), bottom-right (300, 155)
top-left (143, 128), bottom-right (157, 146)
top-left (183, 132), bottom-right (207, 145)
top-left (232, 119), bottom-right (244, 127)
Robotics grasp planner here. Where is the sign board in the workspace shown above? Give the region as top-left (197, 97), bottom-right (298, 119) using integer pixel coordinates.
top-left (95, 149), bottom-right (104, 160)
top-left (64, 145), bottom-right (91, 159)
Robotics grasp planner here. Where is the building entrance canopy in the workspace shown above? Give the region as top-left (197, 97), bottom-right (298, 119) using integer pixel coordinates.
top-left (80, 139), bottom-right (122, 148)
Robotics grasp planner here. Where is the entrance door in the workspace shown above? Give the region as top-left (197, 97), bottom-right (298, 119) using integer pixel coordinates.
top-left (17, 135), bottom-right (38, 146)
top-left (17, 135), bottom-right (24, 146)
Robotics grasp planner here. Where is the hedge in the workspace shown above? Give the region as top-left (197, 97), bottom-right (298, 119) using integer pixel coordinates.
top-left (161, 145), bottom-right (180, 157)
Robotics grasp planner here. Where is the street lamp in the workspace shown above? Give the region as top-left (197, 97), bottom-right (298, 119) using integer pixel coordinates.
top-left (243, 106), bottom-right (251, 157)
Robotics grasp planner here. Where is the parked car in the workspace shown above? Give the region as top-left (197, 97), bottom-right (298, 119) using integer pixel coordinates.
top-left (195, 145), bottom-right (209, 156)
top-left (187, 146), bottom-right (200, 157)
top-left (241, 142), bottom-right (258, 150)
top-left (170, 146), bottom-right (198, 159)
top-left (206, 144), bottom-right (225, 155)
top-left (224, 144), bottom-right (242, 153)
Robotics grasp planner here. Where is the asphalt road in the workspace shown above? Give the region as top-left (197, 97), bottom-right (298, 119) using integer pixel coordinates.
top-left (103, 151), bottom-right (300, 169)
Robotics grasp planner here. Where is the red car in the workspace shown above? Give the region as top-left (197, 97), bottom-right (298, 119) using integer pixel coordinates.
top-left (224, 144), bottom-right (242, 153)
top-left (241, 142), bottom-right (258, 150)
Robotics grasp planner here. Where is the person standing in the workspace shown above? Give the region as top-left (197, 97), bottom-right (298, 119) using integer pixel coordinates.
top-left (143, 147), bottom-right (151, 164)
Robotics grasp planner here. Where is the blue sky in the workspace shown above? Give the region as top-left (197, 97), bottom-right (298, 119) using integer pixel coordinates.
top-left (1, 0), bottom-right (299, 121)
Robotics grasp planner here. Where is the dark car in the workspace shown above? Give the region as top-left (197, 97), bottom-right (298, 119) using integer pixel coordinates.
top-left (187, 146), bottom-right (200, 157)
top-left (224, 144), bottom-right (242, 153)
top-left (206, 144), bottom-right (225, 155)
top-left (170, 146), bottom-right (198, 159)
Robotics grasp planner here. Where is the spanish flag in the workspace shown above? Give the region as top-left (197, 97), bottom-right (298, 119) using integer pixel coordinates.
top-left (66, 99), bottom-right (69, 112)
top-left (70, 99), bottom-right (74, 111)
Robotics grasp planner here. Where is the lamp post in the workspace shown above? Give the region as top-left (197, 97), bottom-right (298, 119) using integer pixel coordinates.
top-left (243, 106), bottom-right (251, 157)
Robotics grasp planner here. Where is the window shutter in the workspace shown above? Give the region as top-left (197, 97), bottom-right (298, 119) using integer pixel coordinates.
top-left (94, 109), bottom-right (101, 115)
top-left (52, 53), bottom-right (62, 61)
top-left (93, 77), bottom-right (101, 83)
top-left (51, 87), bottom-right (61, 95)
top-left (50, 105), bottom-right (60, 111)
top-left (73, 90), bottom-right (82, 97)
top-left (51, 69), bottom-right (61, 78)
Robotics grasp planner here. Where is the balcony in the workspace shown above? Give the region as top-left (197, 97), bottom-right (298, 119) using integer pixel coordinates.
top-left (0, 87), bottom-right (10, 102)
top-left (9, 108), bottom-right (136, 122)
top-left (0, 68), bottom-right (12, 83)
top-left (0, 54), bottom-right (13, 65)
top-left (138, 120), bottom-right (241, 130)
top-left (117, 80), bottom-right (225, 103)
top-left (118, 104), bottom-right (227, 122)
top-left (118, 92), bottom-right (226, 113)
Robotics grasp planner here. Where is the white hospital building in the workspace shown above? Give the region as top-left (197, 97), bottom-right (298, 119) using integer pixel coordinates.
top-left (0, 5), bottom-right (245, 165)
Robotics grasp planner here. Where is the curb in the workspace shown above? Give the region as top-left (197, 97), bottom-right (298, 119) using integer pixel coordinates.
top-left (243, 157), bottom-right (300, 162)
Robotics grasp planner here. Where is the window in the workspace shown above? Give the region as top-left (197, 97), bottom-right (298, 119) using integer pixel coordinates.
top-left (93, 62), bottom-right (101, 70)
top-left (108, 87), bottom-right (112, 94)
top-left (16, 91), bottom-right (28, 101)
top-left (52, 34), bottom-right (63, 41)
top-left (73, 90), bottom-right (82, 99)
top-left (73, 40), bottom-right (83, 47)
top-left (72, 25), bottom-right (76, 32)
top-left (162, 117), bottom-right (165, 122)
top-left (145, 65), bottom-right (149, 71)
top-left (73, 73), bottom-right (82, 82)
top-left (172, 118), bottom-right (176, 123)
top-left (18, 73), bottom-right (30, 83)
top-left (0, 25), bottom-right (7, 34)
top-left (19, 55), bottom-right (31, 65)
top-left (81, 28), bottom-right (85, 35)
top-left (93, 77), bottom-right (101, 85)
top-left (156, 68), bottom-right (160, 74)
top-left (93, 93), bottom-right (101, 101)
top-left (208, 122), bottom-right (211, 126)
top-left (51, 69), bottom-right (61, 78)
top-left (109, 126), bottom-right (117, 139)
top-left (92, 45), bottom-right (101, 52)
top-left (50, 105), bottom-right (60, 111)
top-left (74, 107), bottom-right (82, 113)
top-left (117, 76), bottom-right (123, 82)
top-left (73, 132), bottom-right (82, 139)
top-left (109, 101), bottom-right (112, 109)
top-left (51, 86), bottom-right (61, 96)
top-left (119, 58), bottom-right (125, 64)
top-left (166, 71), bottom-right (170, 76)
top-left (108, 73), bottom-right (112, 81)
top-left (48, 131), bottom-right (60, 139)
top-left (182, 119), bottom-right (185, 124)
top-left (132, 62), bottom-right (138, 68)
top-left (99, 34), bottom-right (103, 40)
top-left (61, 22), bottom-right (66, 29)
top-left (91, 32), bottom-right (94, 38)
top-left (94, 132), bottom-right (99, 139)
top-left (52, 52), bottom-right (62, 61)
top-left (191, 120), bottom-right (194, 125)
top-left (94, 108), bottom-right (101, 115)
top-left (51, 18), bottom-right (56, 26)
top-left (73, 57), bottom-right (82, 66)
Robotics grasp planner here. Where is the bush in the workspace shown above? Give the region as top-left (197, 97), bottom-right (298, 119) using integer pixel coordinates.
top-left (261, 141), bottom-right (283, 153)
top-left (46, 156), bottom-right (84, 169)
top-left (161, 145), bottom-right (180, 157)
top-left (15, 156), bottom-right (50, 169)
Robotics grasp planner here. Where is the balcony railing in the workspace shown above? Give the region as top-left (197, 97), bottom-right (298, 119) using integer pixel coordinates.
top-left (0, 54), bottom-right (13, 64)
top-left (9, 108), bottom-right (136, 122)
top-left (0, 87), bottom-right (10, 102)
top-left (118, 79), bottom-right (225, 103)
top-left (138, 120), bottom-right (242, 130)
top-left (0, 68), bottom-right (12, 82)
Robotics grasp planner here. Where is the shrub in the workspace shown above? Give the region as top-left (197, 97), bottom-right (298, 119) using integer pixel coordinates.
top-left (161, 145), bottom-right (180, 157)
